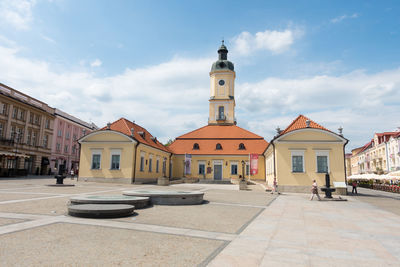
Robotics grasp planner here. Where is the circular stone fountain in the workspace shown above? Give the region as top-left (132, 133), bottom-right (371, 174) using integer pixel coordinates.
top-left (122, 190), bottom-right (204, 205)
top-left (68, 204), bottom-right (135, 218)
top-left (69, 195), bottom-right (150, 209)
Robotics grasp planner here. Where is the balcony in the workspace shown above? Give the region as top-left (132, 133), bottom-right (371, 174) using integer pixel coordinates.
top-left (0, 138), bottom-right (15, 147)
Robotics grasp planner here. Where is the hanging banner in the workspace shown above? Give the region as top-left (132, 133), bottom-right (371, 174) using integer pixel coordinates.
top-left (184, 154), bottom-right (192, 175)
top-left (250, 154), bottom-right (259, 175)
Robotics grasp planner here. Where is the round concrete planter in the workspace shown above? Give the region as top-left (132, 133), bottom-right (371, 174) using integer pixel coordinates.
top-left (69, 195), bottom-right (150, 209)
top-left (68, 204), bottom-right (135, 218)
top-left (122, 190), bottom-right (204, 205)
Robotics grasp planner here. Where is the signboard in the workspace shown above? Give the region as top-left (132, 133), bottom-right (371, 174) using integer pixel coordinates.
top-left (250, 154), bottom-right (259, 175)
top-left (184, 154), bottom-right (191, 175)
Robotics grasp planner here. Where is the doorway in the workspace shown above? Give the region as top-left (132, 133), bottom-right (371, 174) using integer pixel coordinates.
top-left (213, 160), bottom-right (222, 180)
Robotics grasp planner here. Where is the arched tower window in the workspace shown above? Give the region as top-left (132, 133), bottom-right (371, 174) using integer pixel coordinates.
top-left (216, 143), bottom-right (222, 150)
top-left (193, 143), bottom-right (199, 150)
top-left (218, 106), bottom-right (224, 120)
top-left (239, 143), bottom-right (245, 150)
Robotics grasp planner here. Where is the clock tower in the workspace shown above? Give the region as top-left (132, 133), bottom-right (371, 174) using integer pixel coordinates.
top-left (208, 41), bottom-right (236, 125)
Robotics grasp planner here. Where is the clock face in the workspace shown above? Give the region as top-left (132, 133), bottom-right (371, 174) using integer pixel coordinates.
top-left (218, 80), bottom-right (225, 86)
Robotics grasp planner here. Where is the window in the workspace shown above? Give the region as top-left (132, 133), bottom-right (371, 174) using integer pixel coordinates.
top-left (64, 145), bottom-right (69, 153)
top-left (193, 143), bottom-right (199, 150)
top-left (57, 130), bottom-right (62, 137)
top-left (149, 155), bottom-right (153, 172)
top-left (246, 162), bottom-right (250, 176)
top-left (27, 131), bottom-right (31, 145)
top-left (0, 103), bottom-right (7, 115)
top-left (156, 157), bottom-right (160, 173)
top-left (316, 151), bottom-right (330, 173)
top-left (198, 161), bottom-right (205, 175)
top-left (216, 143), bottom-right (222, 150)
top-left (91, 154), bottom-right (101, 169)
top-left (66, 132), bottom-right (70, 139)
top-left (12, 107), bottom-right (17, 119)
top-left (45, 119), bottom-right (50, 129)
top-left (0, 123), bottom-right (3, 138)
top-left (111, 155), bottom-right (120, 170)
top-left (72, 145), bottom-right (76, 154)
top-left (29, 113), bottom-right (34, 123)
top-left (43, 135), bottom-right (48, 148)
top-left (56, 143), bottom-right (61, 151)
top-left (18, 110), bottom-right (24, 120)
top-left (162, 157), bottom-right (167, 174)
top-left (10, 125), bottom-right (16, 140)
top-left (140, 153), bottom-right (145, 171)
top-left (291, 151), bottom-right (305, 173)
top-left (73, 134), bottom-right (77, 141)
top-left (16, 128), bottom-right (23, 143)
top-left (34, 115), bottom-right (40, 125)
top-left (218, 106), bottom-right (224, 120)
top-left (239, 143), bottom-right (245, 150)
top-left (231, 162), bottom-right (238, 175)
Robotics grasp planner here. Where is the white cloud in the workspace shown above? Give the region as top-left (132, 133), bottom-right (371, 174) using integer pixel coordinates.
top-left (90, 59), bottom-right (102, 67)
top-left (40, 34), bottom-right (56, 44)
top-left (331, 13), bottom-right (359, 24)
top-left (232, 28), bottom-right (301, 56)
top-left (0, 0), bottom-right (37, 30)
top-left (0, 44), bottom-right (399, 150)
top-left (235, 68), bottom-right (400, 148)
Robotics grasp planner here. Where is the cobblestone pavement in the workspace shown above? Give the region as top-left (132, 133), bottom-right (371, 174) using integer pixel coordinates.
top-left (1, 178), bottom-right (399, 266)
top-left (0, 178), bottom-right (275, 266)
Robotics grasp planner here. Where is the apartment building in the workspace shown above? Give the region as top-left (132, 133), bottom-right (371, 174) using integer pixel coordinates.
top-left (51, 109), bottom-right (97, 175)
top-left (0, 83), bottom-right (55, 176)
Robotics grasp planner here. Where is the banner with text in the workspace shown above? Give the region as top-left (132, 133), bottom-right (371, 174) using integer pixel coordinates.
top-left (250, 154), bottom-right (259, 175)
top-left (184, 154), bottom-right (192, 175)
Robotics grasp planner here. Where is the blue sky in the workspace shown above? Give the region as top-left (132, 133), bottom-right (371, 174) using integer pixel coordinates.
top-left (0, 0), bottom-right (400, 150)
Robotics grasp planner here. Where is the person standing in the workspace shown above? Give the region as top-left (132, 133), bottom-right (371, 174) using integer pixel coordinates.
top-left (310, 179), bottom-right (321, 201)
top-left (352, 180), bottom-right (358, 194)
top-left (70, 169), bottom-right (75, 180)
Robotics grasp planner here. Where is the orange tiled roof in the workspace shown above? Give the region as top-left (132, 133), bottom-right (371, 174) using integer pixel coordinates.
top-left (169, 125), bottom-right (268, 155)
top-left (280, 114), bottom-right (330, 135)
top-left (100, 118), bottom-right (170, 153)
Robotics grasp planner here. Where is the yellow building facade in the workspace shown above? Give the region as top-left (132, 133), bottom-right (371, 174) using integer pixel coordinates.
top-left (78, 119), bottom-right (171, 184)
top-left (265, 115), bottom-right (348, 194)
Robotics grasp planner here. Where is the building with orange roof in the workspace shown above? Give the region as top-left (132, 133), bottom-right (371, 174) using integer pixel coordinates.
top-left (264, 115), bottom-right (348, 194)
top-left (78, 118), bottom-right (171, 183)
top-left (169, 42), bottom-right (269, 181)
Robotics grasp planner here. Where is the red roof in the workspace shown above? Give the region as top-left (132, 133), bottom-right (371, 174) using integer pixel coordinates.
top-left (100, 118), bottom-right (170, 153)
top-left (280, 114), bottom-right (330, 135)
top-left (169, 125), bottom-right (268, 155)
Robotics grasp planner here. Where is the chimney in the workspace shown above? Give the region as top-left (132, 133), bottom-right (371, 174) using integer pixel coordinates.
top-left (305, 120), bottom-right (310, 128)
top-left (276, 126), bottom-right (281, 135)
top-left (107, 122), bottom-right (111, 130)
top-left (130, 128), bottom-right (134, 136)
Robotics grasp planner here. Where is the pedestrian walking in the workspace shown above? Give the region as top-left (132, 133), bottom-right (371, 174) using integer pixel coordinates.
top-left (310, 179), bottom-right (321, 201)
top-left (70, 169), bottom-right (75, 180)
top-left (271, 177), bottom-right (279, 194)
top-left (352, 180), bottom-right (358, 194)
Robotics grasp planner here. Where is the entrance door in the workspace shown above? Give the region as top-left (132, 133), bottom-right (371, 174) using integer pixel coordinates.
top-left (213, 161), bottom-right (222, 180)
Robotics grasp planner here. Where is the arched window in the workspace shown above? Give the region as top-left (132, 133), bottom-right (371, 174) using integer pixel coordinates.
top-left (193, 143), bottom-right (199, 150)
top-left (216, 143), bottom-right (222, 150)
top-left (239, 143), bottom-right (245, 150)
top-left (218, 106), bottom-right (224, 120)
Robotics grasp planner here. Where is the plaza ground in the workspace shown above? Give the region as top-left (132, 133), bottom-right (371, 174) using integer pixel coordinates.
top-left (0, 178), bottom-right (399, 266)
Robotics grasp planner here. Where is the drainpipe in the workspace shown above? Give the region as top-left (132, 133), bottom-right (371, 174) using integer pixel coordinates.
top-left (385, 142), bottom-right (390, 172)
top-left (272, 141), bottom-right (276, 182)
top-left (132, 143), bottom-right (139, 184)
top-left (343, 140), bottom-right (349, 185)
